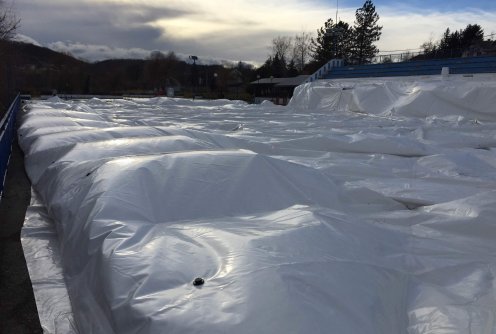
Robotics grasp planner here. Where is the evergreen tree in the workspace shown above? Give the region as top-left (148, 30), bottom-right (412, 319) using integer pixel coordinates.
top-left (351, 0), bottom-right (382, 64)
top-left (311, 18), bottom-right (334, 65)
top-left (257, 56), bottom-right (273, 78)
top-left (461, 24), bottom-right (484, 50)
top-left (435, 28), bottom-right (452, 58)
top-left (334, 21), bottom-right (353, 61)
top-left (447, 30), bottom-right (462, 57)
top-left (271, 53), bottom-right (287, 77)
top-left (257, 53), bottom-right (287, 78)
top-left (421, 24), bottom-right (484, 59)
top-left (441, 25), bottom-right (484, 57)
top-left (287, 59), bottom-right (299, 77)
top-left (311, 18), bottom-right (353, 66)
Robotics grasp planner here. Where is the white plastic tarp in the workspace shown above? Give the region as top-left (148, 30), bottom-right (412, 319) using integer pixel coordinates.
top-left (20, 78), bottom-right (496, 333)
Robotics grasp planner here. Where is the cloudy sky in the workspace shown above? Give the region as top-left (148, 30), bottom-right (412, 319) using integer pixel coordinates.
top-left (12, 0), bottom-right (496, 64)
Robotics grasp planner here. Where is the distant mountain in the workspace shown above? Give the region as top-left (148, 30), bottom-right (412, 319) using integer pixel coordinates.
top-left (0, 40), bottom-right (255, 100)
top-left (5, 40), bottom-right (87, 68)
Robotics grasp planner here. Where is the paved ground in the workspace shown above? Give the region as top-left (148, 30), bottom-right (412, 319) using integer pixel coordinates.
top-left (0, 135), bottom-right (42, 334)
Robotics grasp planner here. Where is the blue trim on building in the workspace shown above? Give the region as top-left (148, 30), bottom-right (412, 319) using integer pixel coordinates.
top-left (0, 94), bottom-right (21, 198)
top-left (323, 56), bottom-right (496, 79)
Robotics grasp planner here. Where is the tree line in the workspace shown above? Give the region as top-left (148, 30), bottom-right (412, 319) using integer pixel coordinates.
top-left (258, 0), bottom-right (382, 78)
top-left (419, 24), bottom-right (491, 59)
top-left (7, 43), bottom-right (257, 100)
top-left (256, 2), bottom-right (496, 78)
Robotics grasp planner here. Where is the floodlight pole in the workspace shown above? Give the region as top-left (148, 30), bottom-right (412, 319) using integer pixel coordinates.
top-left (324, 0), bottom-right (343, 59)
top-left (189, 55), bottom-right (198, 99)
top-left (336, 0), bottom-right (339, 23)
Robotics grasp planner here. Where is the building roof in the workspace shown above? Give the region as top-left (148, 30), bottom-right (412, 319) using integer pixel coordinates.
top-left (250, 75), bottom-right (309, 87)
top-left (275, 75), bottom-right (309, 87)
top-left (250, 77), bottom-right (285, 85)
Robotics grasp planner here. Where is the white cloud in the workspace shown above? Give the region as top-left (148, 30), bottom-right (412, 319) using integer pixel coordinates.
top-left (16, 0), bottom-right (335, 62)
top-left (45, 40), bottom-right (247, 66)
top-left (47, 41), bottom-right (154, 61)
top-left (14, 0), bottom-right (496, 63)
top-left (378, 8), bottom-right (496, 53)
top-left (13, 33), bottom-right (42, 46)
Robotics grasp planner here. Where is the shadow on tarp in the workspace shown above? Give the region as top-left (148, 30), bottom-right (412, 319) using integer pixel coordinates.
top-left (0, 94), bottom-right (43, 333)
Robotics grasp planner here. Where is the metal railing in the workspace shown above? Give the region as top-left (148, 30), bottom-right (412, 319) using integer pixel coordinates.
top-left (371, 48), bottom-right (482, 64)
top-left (372, 51), bottom-right (424, 64)
top-left (0, 93), bottom-right (21, 199)
top-left (305, 59), bottom-right (344, 83)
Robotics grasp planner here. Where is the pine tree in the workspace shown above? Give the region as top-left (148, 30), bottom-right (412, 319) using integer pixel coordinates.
top-left (461, 24), bottom-right (484, 50)
top-left (287, 59), bottom-right (299, 77)
top-left (351, 0), bottom-right (382, 64)
top-left (420, 24), bottom-right (484, 60)
top-left (438, 28), bottom-right (463, 58)
top-left (258, 56), bottom-right (273, 78)
top-left (333, 21), bottom-right (353, 61)
top-left (271, 53), bottom-right (287, 77)
top-left (311, 19), bottom-right (353, 66)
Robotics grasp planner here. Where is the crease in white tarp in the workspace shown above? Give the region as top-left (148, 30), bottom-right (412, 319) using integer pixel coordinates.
top-left (20, 78), bottom-right (496, 333)
top-left (21, 190), bottom-right (77, 334)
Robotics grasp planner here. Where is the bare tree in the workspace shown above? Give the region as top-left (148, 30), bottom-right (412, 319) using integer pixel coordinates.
top-left (292, 32), bottom-right (312, 72)
top-left (271, 36), bottom-right (293, 63)
top-left (420, 34), bottom-right (436, 54)
top-left (0, 0), bottom-right (19, 41)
